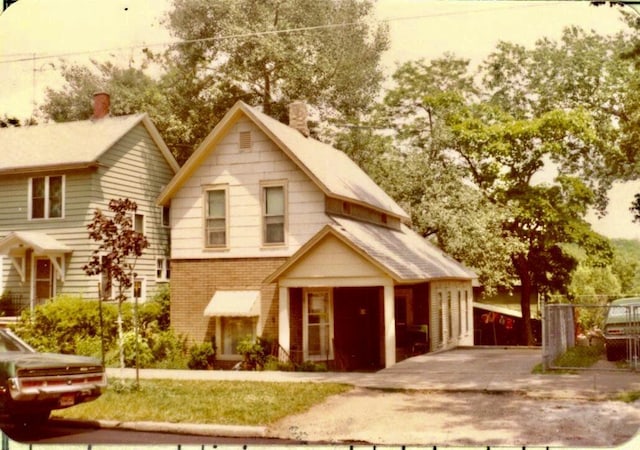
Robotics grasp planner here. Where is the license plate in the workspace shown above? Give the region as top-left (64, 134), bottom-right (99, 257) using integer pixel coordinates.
top-left (59, 395), bottom-right (75, 407)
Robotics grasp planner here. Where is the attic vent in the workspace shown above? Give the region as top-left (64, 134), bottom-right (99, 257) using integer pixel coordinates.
top-left (239, 131), bottom-right (252, 150)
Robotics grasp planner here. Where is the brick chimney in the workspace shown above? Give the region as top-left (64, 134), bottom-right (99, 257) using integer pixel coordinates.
top-left (92, 92), bottom-right (111, 120)
top-left (288, 101), bottom-right (309, 137)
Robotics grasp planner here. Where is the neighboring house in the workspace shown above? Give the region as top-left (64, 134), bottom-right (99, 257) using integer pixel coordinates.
top-left (158, 100), bottom-right (476, 370)
top-left (0, 93), bottom-right (179, 315)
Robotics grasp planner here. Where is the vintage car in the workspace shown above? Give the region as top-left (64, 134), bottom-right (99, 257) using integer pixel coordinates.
top-left (0, 328), bottom-right (107, 425)
top-left (604, 297), bottom-right (640, 361)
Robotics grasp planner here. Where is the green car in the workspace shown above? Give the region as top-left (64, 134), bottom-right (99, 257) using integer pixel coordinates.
top-left (0, 328), bottom-right (107, 426)
top-left (604, 297), bottom-right (640, 361)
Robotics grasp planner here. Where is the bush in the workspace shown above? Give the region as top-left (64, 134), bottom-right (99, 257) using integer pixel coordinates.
top-left (188, 342), bottom-right (216, 370)
top-left (236, 336), bottom-right (270, 370)
top-left (11, 292), bottom-right (188, 369)
top-left (13, 295), bottom-right (118, 354)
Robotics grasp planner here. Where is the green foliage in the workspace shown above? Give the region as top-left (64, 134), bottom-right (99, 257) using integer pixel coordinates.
top-left (553, 344), bottom-right (604, 368)
top-left (13, 295), bottom-right (118, 353)
top-left (236, 336), bottom-right (270, 371)
top-left (121, 331), bottom-right (154, 368)
top-left (12, 294), bottom-right (188, 369)
top-left (42, 0), bottom-right (389, 164)
top-left (187, 342), bottom-right (216, 370)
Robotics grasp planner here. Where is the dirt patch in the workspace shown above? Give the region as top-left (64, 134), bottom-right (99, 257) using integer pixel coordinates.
top-left (267, 387), bottom-right (640, 446)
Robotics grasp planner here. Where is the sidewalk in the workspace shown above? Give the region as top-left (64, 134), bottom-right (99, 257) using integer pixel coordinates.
top-left (91, 347), bottom-right (640, 438)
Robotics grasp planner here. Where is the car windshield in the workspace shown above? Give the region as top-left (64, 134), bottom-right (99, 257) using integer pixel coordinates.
top-left (608, 304), bottom-right (640, 318)
top-left (0, 330), bottom-right (35, 352)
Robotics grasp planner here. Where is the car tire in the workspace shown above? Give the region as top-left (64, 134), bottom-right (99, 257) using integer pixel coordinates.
top-left (10, 410), bottom-right (50, 427)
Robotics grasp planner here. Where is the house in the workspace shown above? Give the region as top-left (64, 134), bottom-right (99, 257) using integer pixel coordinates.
top-left (157, 100), bottom-right (476, 370)
top-left (0, 93), bottom-right (179, 315)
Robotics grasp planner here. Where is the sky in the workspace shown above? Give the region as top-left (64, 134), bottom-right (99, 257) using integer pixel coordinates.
top-left (0, 0), bottom-right (638, 239)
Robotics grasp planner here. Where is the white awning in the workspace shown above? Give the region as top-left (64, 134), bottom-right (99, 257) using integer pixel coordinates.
top-left (204, 290), bottom-right (260, 317)
top-left (474, 302), bottom-right (523, 319)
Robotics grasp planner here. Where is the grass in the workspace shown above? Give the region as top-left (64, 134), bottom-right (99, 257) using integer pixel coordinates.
top-left (531, 345), bottom-right (604, 374)
top-left (52, 379), bottom-right (352, 426)
top-left (552, 344), bottom-right (604, 368)
top-left (616, 391), bottom-right (640, 403)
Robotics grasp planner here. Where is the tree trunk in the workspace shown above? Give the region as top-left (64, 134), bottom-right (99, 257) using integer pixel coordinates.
top-left (513, 254), bottom-right (535, 346)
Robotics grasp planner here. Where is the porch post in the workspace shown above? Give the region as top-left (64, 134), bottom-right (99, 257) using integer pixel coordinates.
top-left (278, 286), bottom-right (290, 361)
top-left (383, 281), bottom-right (396, 368)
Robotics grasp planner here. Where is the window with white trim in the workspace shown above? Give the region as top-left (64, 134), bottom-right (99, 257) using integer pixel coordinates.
top-left (134, 213), bottom-right (144, 234)
top-left (304, 288), bottom-right (333, 360)
top-left (132, 277), bottom-right (146, 301)
top-left (156, 257), bottom-right (170, 282)
top-left (29, 175), bottom-right (64, 219)
top-left (262, 183), bottom-right (286, 245)
top-left (221, 317), bottom-right (256, 356)
top-left (205, 187), bottom-right (227, 248)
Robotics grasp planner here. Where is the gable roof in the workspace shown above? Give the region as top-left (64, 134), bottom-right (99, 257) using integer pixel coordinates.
top-left (266, 215), bottom-right (477, 284)
top-left (0, 114), bottom-right (180, 175)
top-left (157, 101), bottom-right (408, 219)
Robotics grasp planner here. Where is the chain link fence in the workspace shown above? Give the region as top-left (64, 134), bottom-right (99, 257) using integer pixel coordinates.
top-left (543, 298), bottom-right (640, 371)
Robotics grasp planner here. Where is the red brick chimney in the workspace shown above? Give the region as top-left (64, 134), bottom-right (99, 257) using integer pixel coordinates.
top-left (92, 92), bottom-right (110, 120)
top-left (288, 101), bottom-right (309, 137)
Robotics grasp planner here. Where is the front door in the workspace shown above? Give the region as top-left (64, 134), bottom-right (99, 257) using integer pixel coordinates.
top-left (35, 258), bottom-right (53, 302)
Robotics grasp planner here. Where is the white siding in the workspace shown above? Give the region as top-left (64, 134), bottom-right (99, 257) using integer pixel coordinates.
top-left (171, 118), bottom-right (329, 259)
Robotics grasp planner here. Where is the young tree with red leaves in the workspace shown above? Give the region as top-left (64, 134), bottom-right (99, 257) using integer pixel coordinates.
top-left (83, 198), bottom-right (149, 372)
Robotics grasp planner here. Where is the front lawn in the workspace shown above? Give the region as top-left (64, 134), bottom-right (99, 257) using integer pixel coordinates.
top-left (52, 379), bottom-right (351, 426)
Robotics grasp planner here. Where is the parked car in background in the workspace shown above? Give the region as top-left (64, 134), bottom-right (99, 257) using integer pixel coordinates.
top-left (0, 329), bottom-right (106, 425)
top-left (604, 297), bottom-right (640, 361)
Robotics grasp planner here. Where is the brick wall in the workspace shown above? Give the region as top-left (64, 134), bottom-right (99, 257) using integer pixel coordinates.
top-left (170, 257), bottom-right (287, 344)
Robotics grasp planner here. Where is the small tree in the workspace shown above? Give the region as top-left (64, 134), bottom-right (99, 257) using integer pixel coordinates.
top-left (83, 198), bottom-right (149, 372)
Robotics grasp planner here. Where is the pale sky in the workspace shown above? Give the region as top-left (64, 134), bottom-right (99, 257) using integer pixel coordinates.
top-left (0, 0), bottom-right (638, 239)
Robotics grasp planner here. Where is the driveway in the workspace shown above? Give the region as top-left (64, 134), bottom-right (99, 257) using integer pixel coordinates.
top-left (267, 347), bottom-right (640, 446)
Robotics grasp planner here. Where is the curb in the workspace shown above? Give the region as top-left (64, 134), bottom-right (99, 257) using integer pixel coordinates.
top-left (50, 418), bottom-right (267, 438)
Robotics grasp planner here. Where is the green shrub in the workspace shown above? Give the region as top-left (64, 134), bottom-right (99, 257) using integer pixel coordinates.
top-left (122, 331), bottom-right (154, 368)
top-left (263, 355), bottom-right (295, 372)
top-left (12, 295), bottom-right (118, 354)
top-left (296, 360), bottom-right (328, 372)
top-left (236, 336), bottom-right (269, 370)
top-left (74, 335), bottom-right (104, 360)
top-left (188, 342), bottom-right (216, 370)
top-left (11, 292), bottom-right (186, 369)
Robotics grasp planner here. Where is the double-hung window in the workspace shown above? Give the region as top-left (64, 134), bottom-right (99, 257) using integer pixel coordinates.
top-left (262, 183), bottom-right (286, 245)
top-left (205, 187), bottom-right (227, 248)
top-left (156, 257), bottom-right (170, 282)
top-left (30, 175), bottom-right (64, 219)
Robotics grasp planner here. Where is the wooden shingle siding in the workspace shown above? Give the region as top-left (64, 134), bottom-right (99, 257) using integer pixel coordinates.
top-left (171, 119), bottom-right (329, 260)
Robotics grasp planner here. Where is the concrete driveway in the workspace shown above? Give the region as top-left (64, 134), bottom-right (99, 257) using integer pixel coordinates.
top-left (267, 347), bottom-right (640, 446)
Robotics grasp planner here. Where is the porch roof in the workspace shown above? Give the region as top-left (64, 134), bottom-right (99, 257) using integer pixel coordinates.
top-left (266, 216), bottom-right (477, 284)
top-left (330, 216), bottom-right (477, 282)
top-left (0, 231), bottom-right (71, 256)
top-left (204, 290), bottom-right (261, 317)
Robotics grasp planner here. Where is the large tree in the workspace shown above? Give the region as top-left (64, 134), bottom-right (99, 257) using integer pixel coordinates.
top-left (41, 0), bottom-right (389, 164)
top-left (373, 37), bottom-right (630, 344)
